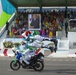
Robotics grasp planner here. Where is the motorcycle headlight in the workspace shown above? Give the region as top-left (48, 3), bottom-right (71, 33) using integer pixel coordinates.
top-left (12, 47), bottom-right (15, 50)
top-left (12, 47), bottom-right (16, 53)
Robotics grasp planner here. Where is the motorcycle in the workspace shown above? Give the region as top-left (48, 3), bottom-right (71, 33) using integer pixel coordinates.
top-left (10, 49), bottom-right (44, 71)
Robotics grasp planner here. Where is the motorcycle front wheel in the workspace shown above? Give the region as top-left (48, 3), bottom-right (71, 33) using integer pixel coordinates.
top-left (10, 60), bottom-right (20, 71)
top-left (33, 60), bottom-right (44, 71)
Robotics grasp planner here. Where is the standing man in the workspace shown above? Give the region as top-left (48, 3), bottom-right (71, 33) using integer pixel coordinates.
top-left (6, 21), bottom-right (9, 30)
top-left (6, 21), bottom-right (9, 37)
top-left (65, 21), bottom-right (68, 37)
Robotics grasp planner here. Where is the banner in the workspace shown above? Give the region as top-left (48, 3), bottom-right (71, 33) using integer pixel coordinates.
top-left (0, 0), bottom-right (15, 28)
top-left (0, 0), bottom-right (2, 17)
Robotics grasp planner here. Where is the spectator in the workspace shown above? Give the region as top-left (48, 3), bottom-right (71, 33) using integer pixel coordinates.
top-left (9, 30), bottom-right (13, 38)
top-left (65, 21), bottom-right (68, 37)
top-left (6, 21), bottom-right (9, 30)
top-left (51, 39), bottom-right (58, 53)
top-left (7, 30), bottom-right (10, 38)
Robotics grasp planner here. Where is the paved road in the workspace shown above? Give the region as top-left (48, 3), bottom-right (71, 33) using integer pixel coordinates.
top-left (0, 57), bottom-right (76, 75)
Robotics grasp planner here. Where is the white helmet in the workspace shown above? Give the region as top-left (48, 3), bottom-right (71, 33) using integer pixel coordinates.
top-left (16, 50), bottom-right (19, 52)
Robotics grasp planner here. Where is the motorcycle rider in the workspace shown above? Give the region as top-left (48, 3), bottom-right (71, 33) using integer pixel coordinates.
top-left (21, 41), bottom-right (41, 65)
top-left (21, 30), bottom-right (58, 65)
top-left (21, 31), bottom-right (42, 65)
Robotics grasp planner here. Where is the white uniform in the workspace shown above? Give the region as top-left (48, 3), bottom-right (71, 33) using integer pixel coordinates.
top-left (22, 49), bottom-right (35, 64)
top-left (32, 40), bottom-right (42, 48)
top-left (21, 33), bottom-right (51, 64)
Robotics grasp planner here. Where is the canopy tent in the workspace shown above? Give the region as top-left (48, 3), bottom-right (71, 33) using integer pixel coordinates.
top-left (8, 0), bottom-right (76, 8)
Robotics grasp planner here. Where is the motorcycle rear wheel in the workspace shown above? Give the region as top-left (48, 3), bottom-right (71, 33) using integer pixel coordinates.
top-left (33, 60), bottom-right (44, 71)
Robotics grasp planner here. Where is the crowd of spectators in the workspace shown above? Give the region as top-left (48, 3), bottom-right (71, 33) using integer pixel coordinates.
top-left (8, 12), bottom-right (28, 38)
top-left (41, 10), bottom-right (64, 37)
top-left (8, 9), bottom-right (76, 38)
